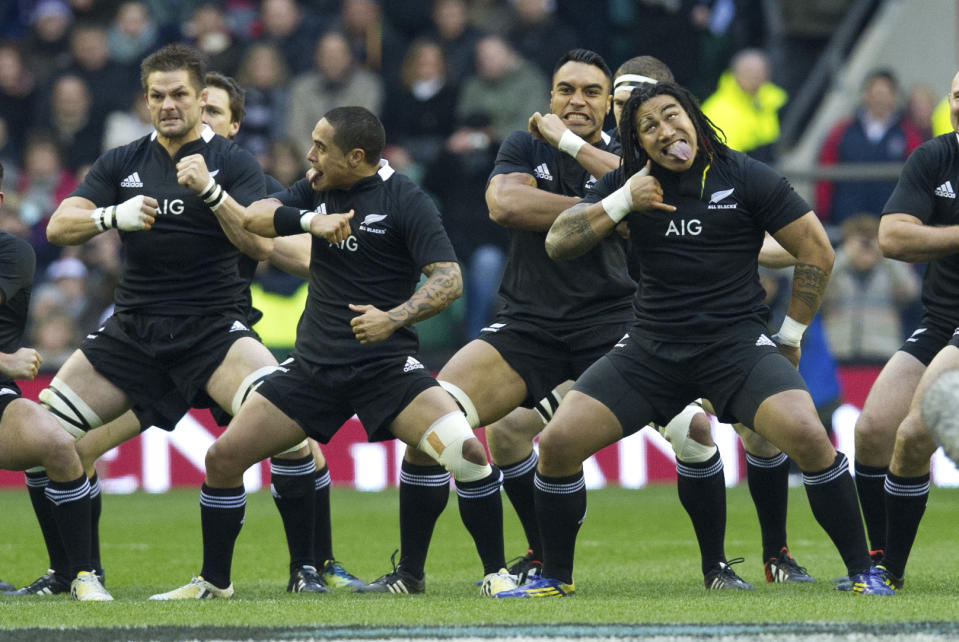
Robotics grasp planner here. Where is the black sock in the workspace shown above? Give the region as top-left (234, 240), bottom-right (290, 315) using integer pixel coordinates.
top-left (270, 455), bottom-right (316, 572)
top-left (882, 472), bottom-right (929, 579)
top-left (44, 475), bottom-right (92, 577)
top-left (501, 451), bottom-right (541, 559)
top-left (89, 473), bottom-right (102, 574)
top-left (313, 466), bottom-right (333, 564)
top-left (26, 471), bottom-right (70, 580)
top-left (199, 484), bottom-right (246, 589)
top-left (456, 466), bottom-right (505, 575)
top-left (854, 460), bottom-right (888, 555)
top-left (398, 461), bottom-right (450, 578)
top-left (802, 453), bottom-right (871, 576)
top-left (534, 470), bottom-right (586, 585)
top-left (676, 450), bottom-right (727, 575)
top-left (746, 452), bottom-right (789, 560)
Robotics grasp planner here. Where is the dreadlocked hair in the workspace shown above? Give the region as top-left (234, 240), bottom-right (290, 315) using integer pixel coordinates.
top-left (618, 81), bottom-right (728, 184)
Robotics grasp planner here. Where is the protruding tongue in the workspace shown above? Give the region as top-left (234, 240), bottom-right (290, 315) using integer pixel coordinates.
top-left (666, 141), bottom-right (692, 161)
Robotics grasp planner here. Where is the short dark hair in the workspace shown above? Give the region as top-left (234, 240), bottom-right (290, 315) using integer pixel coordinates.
top-left (552, 49), bottom-right (611, 88)
top-left (619, 81), bottom-right (729, 180)
top-left (864, 68), bottom-right (898, 92)
top-left (323, 106), bottom-right (385, 166)
top-left (141, 43), bottom-right (206, 93)
top-left (614, 55), bottom-right (674, 84)
top-left (205, 71), bottom-right (246, 125)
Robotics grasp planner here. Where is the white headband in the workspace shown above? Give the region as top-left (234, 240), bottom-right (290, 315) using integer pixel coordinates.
top-left (613, 74), bottom-right (659, 91)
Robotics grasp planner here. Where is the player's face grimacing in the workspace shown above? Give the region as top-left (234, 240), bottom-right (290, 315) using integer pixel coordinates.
top-left (306, 118), bottom-right (352, 191)
top-left (549, 61), bottom-right (611, 143)
top-left (201, 86), bottom-right (239, 139)
top-left (634, 94), bottom-right (698, 172)
top-left (146, 70), bottom-right (202, 141)
top-left (612, 87), bottom-right (632, 127)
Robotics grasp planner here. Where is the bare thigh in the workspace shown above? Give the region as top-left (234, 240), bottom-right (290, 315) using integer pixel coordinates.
top-left (204, 391), bottom-right (309, 487)
top-left (752, 388), bottom-right (834, 472)
top-left (537, 390), bottom-right (624, 477)
top-left (855, 351), bottom-right (926, 467)
top-left (0, 399), bottom-right (82, 480)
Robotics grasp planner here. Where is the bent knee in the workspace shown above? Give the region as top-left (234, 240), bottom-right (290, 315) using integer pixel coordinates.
top-left (460, 437), bottom-right (488, 466)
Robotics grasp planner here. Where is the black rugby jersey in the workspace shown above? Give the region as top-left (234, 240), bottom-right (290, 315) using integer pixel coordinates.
top-left (882, 133), bottom-right (959, 327)
top-left (71, 127), bottom-right (265, 316)
top-left (0, 232), bottom-right (34, 386)
top-left (271, 160), bottom-right (457, 368)
top-left (585, 150), bottom-right (809, 340)
top-left (489, 131), bottom-right (635, 327)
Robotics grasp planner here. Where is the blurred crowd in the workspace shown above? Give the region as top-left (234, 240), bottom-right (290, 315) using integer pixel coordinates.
top-left (0, 0), bottom-right (943, 376)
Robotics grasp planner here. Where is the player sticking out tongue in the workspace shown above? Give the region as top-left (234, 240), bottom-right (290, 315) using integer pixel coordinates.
top-left (665, 140), bottom-right (692, 162)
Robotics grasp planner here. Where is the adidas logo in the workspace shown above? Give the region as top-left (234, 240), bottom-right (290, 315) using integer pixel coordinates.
top-left (228, 320), bottom-right (249, 333)
top-left (756, 334), bottom-right (776, 347)
top-left (615, 333), bottom-right (629, 348)
top-left (906, 327), bottom-right (928, 343)
top-left (533, 163), bottom-right (553, 181)
top-left (120, 172), bottom-right (143, 188)
top-left (403, 356), bottom-right (424, 373)
top-left (0, 388), bottom-right (16, 396)
top-left (935, 181), bottom-right (955, 198)
top-left (480, 322), bottom-right (506, 334)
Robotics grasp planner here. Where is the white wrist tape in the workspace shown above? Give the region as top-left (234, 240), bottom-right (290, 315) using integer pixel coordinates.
top-left (299, 211), bottom-right (316, 232)
top-left (774, 315), bottom-right (807, 347)
top-left (200, 175), bottom-right (228, 210)
top-left (601, 182), bottom-right (634, 223)
top-left (91, 205), bottom-right (117, 232)
top-left (558, 129), bottom-right (586, 157)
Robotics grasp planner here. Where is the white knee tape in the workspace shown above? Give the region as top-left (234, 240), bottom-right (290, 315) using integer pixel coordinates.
top-left (418, 411), bottom-right (491, 482)
top-left (274, 439), bottom-right (309, 456)
top-left (231, 366), bottom-right (281, 416)
top-left (438, 381), bottom-right (480, 429)
top-left (38, 377), bottom-right (103, 440)
top-left (658, 403), bottom-right (716, 464)
top-left (534, 386), bottom-right (565, 425)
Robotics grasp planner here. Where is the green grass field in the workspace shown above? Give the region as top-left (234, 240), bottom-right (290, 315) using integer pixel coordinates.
top-left (0, 484), bottom-right (957, 639)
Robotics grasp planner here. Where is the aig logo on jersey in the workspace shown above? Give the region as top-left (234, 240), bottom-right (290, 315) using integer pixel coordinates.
top-left (707, 188), bottom-right (737, 210)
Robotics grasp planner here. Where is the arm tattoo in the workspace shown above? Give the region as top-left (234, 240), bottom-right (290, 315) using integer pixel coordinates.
top-left (387, 261), bottom-right (463, 326)
top-left (791, 262), bottom-right (830, 314)
top-left (545, 203), bottom-right (600, 260)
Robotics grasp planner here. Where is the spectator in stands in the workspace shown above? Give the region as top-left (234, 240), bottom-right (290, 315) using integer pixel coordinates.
top-left (16, 131), bottom-right (75, 269)
top-left (426, 0), bottom-right (484, 81)
top-left (183, 2), bottom-right (245, 78)
top-left (383, 39), bottom-right (457, 167)
top-left (507, 0), bottom-right (580, 78)
top-left (45, 74), bottom-right (103, 171)
top-left (816, 69), bottom-right (923, 228)
top-left (821, 213), bottom-right (920, 365)
top-left (32, 312), bottom-right (75, 373)
top-left (59, 21), bottom-right (136, 115)
top-left (260, 0), bottom-right (329, 75)
top-left (32, 256), bottom-right (90, 326)
top-left (22, 0), bottom-right (73, 83)
top-left (101, 90), bottom-right (152, 151)
top-left (106, 1), bottom-right (159, 68)
top-left (263, 139), bottom-right (307, 189)
top-left (701, 48), bottom-right (786, 163)
top-left (334, 0), bottom-right (406, 87)
top-left (286, 30), bottom-right (383, 157)
top-left (455, 34), bottom-right (547, 142)
top-left (0, 41), bottom-right (38, 158)
top-left (904, 84), bottom-right (938, 142)
top-left (235, 42), bottom-right (290, 162)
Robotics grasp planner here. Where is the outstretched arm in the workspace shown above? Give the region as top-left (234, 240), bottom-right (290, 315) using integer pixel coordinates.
top-left (47, 196), bottom-right (157, 245)
top-left (486, 173), bottom-right (579, 231)
top-left (878, 212), bottom-right (959, 263)
top-left (348, 261), bottom-right (462, 345)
